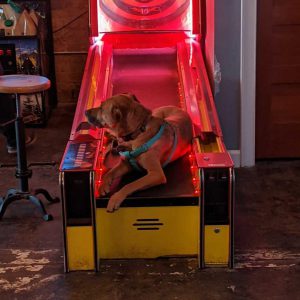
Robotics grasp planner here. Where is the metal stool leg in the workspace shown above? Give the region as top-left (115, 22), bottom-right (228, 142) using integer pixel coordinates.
top-left (34, 189), bottom-right (60, 203)
top-left (28, 195), bottom-right (53, 221)
top-left (0, 191), bottom-right (55, 221)
top-left (0, 193), bottom-right (22, 219)
top-left (0, 93), bottom-right (59, 221)
top-left (5, 188), bottom-right (18, 199)
top-left (15, 94), bottom-right (31, 192)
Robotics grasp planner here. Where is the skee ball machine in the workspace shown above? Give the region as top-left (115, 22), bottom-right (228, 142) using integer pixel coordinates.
top-left (60, 0), bottom-right (234, 272)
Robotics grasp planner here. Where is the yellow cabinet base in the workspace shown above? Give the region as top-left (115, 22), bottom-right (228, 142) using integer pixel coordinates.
top-left (66, 226), bottom-right (96, 271)
top-left (96, 206), bottom-right (200, 259)
top-left (204, 225), bottom-right (230, 266)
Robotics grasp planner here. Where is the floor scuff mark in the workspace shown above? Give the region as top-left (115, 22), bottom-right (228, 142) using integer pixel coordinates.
top-left (235, 249), bottom-right (300, 269)
top-left (0, 248), bottom-right (61, 294)
top-left (0, 275), bottom-right (41, 293)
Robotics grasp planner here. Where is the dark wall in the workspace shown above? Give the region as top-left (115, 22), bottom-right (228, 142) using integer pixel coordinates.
top-left (51, 0), bottom-right (89, 103)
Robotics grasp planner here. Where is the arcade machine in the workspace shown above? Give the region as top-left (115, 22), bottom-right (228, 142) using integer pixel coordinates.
top-left (60, 0), bottom-right (234, 272)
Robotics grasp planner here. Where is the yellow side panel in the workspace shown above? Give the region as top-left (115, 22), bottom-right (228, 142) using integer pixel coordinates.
top-left (66, 226), bottom-right (95, 271)
top-left (204, 225), bottom-right (229, 266)
top-left (96, 206), bottom-right (199, 258)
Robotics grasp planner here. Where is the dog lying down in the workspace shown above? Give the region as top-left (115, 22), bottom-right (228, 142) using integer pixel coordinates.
top-left (85, 93), bottom-right (193, 212)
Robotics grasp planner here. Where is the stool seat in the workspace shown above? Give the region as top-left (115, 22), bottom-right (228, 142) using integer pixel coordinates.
top-left (0, 75), bottom-right (50, 94)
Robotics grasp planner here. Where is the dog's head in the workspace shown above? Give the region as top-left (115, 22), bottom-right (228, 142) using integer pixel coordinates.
top-left (85, 93), bottom-right (151, 139)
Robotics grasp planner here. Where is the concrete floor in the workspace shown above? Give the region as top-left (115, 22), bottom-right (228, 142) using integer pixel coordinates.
top-left (0, 104), bottom-right (299, 300)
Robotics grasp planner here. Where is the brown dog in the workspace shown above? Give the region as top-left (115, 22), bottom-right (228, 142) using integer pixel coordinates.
top-left (85, 93), bottom-right (193, 212)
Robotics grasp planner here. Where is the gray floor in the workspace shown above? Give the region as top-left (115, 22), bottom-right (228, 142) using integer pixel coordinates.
top-left (0, 104), bottom-right (299, 300)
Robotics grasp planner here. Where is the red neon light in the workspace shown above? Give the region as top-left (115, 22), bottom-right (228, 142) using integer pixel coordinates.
top-left (90, 0), bottom-right (98, 37)
top-left (192, 0), bottom-right (200, 34)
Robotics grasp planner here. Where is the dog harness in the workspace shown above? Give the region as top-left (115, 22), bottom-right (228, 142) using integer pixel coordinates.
top-left (119, 122), bottom-right (178, 172)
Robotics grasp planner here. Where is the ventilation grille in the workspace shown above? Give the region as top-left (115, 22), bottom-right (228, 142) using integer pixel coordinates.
top-left (133, 218), bottom-right (163, 231)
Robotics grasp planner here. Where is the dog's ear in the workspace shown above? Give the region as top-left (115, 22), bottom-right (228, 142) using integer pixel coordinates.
top-left (120, 93), bottom-right (140, 103)
top-left (131, 94), bottom-right (140, 103)
top-left (85, 107), bottom-right (103, 127)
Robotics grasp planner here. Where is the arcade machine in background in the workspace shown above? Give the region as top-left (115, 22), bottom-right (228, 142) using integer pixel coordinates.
top-left (0, 0), bottom-right (56, 126)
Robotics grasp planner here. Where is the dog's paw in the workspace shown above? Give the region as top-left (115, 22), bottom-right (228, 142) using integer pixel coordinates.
top-left (106, 191), bottom-right (127, 212)
top-left (100, 173), bottom-right (113, 196)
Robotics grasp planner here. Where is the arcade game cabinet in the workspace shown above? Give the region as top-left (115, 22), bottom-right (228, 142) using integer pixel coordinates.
top-left (60, 0), bottom-right (234, 272)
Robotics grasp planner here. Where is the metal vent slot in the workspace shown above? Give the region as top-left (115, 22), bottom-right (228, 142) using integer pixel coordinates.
top-left (133, 219), bottom-right (163, 231)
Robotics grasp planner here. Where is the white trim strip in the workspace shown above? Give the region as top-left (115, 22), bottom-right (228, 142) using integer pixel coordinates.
top-left (229, 150), bottom-right (241, 168)
top-left (240, 0), bottom-right (257, 167)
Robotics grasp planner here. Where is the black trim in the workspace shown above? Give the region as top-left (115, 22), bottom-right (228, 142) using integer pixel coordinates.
top-left (229, 168), bottom-right (235, 268)
top-left (199, 168), bottom-right (204, 269)
top-left (66, 218), bottom-right (92, 226)
top-left (204, 220), bottom-right (231, 226)
top-left (60, 172), bottom-right (69, 273)
top-left (90, 172), bottom-right (98, 272)
top-left (96, 196), bottom-right (198, 208)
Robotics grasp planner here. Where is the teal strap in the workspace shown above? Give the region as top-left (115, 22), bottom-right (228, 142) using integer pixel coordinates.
top-left (162, 125), bottom-right (177, 167)
top-left (119, 122), bottom-right (177, 172)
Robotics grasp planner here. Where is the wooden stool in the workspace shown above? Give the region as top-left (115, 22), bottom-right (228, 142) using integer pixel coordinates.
top-left (0, 75), bottom-right (59, 221)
